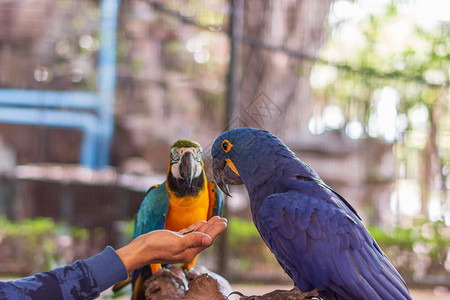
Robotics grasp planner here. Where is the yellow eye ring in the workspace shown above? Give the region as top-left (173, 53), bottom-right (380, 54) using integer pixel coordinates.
top-left (221, 139), bottom-right (233, 153)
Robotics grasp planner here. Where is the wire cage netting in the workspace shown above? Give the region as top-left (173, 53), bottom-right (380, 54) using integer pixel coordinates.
top-left (0, 0), bottom-right (101, 91)
top-left (0, 0), bottom-right (449, 288)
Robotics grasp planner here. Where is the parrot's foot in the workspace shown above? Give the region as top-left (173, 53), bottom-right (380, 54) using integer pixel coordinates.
top-left (144, 267), bottom-right (188, 300)
top-left (155, 267), bottom-right (188, 290)
top-left (183, 267), bottom-right (201, 282)
top-left (297, 288), bottom-right (322, 299)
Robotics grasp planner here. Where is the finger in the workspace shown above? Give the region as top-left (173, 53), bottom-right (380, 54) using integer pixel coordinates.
top-left (182, 231), bottom-right (212, 248)
top-left (207, 215), bottom-right (221, 222)
top-left (178, 220), bottom-right (207, 235)
top-left (179, 216), bottom-right (225, 235)
top-left (178, 217), bottom-right (227, 241)
top-left (181, 218), bottom-right (227, 248)
top-left (200, 219), bottom-right (227, 240)
top-left (196, 216), bottom-right (226, 233)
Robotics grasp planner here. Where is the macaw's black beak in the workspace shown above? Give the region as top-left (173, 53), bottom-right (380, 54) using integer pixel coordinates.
top-left (212, 158), bottom-right (243, 197)
top-left (180, 152), bottom-right (196, 187)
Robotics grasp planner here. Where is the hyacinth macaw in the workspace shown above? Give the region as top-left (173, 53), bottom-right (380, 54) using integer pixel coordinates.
top-left (115, 140), bottom-right (223, 300)
top-left (211, 127), bottom-right (411, 300)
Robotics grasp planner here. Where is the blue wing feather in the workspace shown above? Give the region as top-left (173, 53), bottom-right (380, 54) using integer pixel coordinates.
top-left (208, 180), bottom-right (224, 218)
top-left (131, 183), bottom-right (170, 300)
top-left (133, 183), bottom-right (170, 239)
top-left (257, 189), bottom-right (411, 300)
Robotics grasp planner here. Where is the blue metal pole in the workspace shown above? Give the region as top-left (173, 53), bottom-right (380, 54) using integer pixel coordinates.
top-left (0, 0), bottom-right (120, 169)
top-left (0, 107), bottom-right (98, 167)
top-left (0, 90), bottom-right (98, 109)
top-left (96, 0), bottom-right (120, 168)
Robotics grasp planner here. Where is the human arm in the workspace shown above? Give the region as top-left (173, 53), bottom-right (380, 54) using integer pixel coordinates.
top-left (0, 216), bottom-right (227, 299)
top-left (0, 257), bottom-right (108, 300)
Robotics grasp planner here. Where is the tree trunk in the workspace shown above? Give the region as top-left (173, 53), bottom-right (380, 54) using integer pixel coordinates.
top-left (420, 87), bottom-right (446, 217)
top-left (232, 0), bottom-right (333, 139)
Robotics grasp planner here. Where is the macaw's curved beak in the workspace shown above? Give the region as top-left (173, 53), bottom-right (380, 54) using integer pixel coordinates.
top-left (180, 152), bottom-right (196, 187)
top-left (212, 158), bottom-right (243, 197)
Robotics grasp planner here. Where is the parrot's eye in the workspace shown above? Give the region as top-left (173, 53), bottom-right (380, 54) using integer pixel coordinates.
top-left (170, 148), bottom-right (180, 163)
top-left (221, 140), bottom-right (233, 153)
top-left (194, 148), bottom-right (203, 162)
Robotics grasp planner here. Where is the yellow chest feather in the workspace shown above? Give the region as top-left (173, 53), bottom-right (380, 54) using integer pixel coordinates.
top-left (164, 183), bottom-right (210, 231)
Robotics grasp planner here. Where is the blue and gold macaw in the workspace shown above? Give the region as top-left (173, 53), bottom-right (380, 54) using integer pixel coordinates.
top-left (117, 140), bottom-right (223, 300)
top-left (211, 128), bottom-right (411, 300)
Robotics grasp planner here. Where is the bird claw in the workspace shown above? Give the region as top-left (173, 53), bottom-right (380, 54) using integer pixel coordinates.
top-left (295, 288), bottom-right (322, 299)
top-left (232, 287), bottom-right (323, 300)
top-left (149, 267), bottom-right (188, 292)
top-left (183, 267), bottom-right (201, 282)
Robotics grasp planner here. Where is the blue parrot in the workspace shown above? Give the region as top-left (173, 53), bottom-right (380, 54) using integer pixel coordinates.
top-left (211, 127), bottom-right (411, 300)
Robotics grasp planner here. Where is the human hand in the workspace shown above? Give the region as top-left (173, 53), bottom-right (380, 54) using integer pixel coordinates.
top-left (116, 216), bottom-right (227, 272)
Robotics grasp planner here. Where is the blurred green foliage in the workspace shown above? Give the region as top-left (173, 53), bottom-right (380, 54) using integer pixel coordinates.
top-left (314, 1), bottom-right (450, 227)
top-left (369, 226), bottom-right (417, 251)
top-left (0, 217), bottom-right (91, 276)
top-left (369, 220), bottom-right (450, 279)
top-left (228, 217), bottom-right (450, 280)
top-left (122, 219), bottom-right (135, 240)
top-left (228, 217), bottom-right (261, 245)
top-left (228, 217), bottom-right (281, 274)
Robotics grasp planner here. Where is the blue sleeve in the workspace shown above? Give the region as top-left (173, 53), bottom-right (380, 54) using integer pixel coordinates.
top-left (0, 246), bottom-right (128, 300)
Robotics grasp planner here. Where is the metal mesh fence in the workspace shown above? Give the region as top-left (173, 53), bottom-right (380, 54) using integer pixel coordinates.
top-left (0, 0), bottom-right (448, 286)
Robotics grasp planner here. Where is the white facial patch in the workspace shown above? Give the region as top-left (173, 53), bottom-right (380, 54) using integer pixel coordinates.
top-left (170, 147), bottom-right (203, 179)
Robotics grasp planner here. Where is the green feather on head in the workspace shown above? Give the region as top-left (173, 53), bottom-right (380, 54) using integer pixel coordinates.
top-left (171, 140), bottom-right (201, 148)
